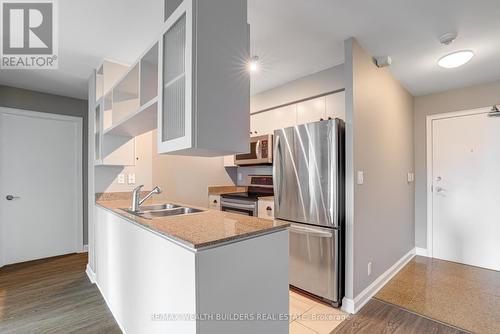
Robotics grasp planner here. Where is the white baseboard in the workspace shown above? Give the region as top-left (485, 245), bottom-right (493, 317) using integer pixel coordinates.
top-left (95, 280), bottom-right (128, 334)
top-left (82, 244), bottom-right (89, 253)
top-left (415, 247), bottom-right (428, 257)
top-left (341, 248), bottom-right (416, 314)
top-left (85, 264), bottom-right (96, 284)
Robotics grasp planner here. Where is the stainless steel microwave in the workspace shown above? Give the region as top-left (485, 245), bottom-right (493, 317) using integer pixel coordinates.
top-left (234, 134), bottom-right (273, 166)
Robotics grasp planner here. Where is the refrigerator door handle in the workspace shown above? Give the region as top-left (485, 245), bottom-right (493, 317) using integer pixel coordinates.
top-left (289, 225), bottom-right (333, 238)
top-left (273, 134), bottom-right (283, 210)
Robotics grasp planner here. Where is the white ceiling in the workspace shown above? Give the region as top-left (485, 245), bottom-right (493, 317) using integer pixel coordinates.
top-left (1, 0), bottom-right (499, 99)
top-left (248, 0), bottom-right (500, 96)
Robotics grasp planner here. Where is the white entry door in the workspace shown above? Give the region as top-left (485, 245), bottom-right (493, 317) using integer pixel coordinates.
top-left (0, 108), bottom-right (82, 266)
top-left (431, 109), bottom-right (500, 271)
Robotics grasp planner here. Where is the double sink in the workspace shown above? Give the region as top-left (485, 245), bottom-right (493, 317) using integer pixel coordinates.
top-left (123, 203), bottom-right (204, 219)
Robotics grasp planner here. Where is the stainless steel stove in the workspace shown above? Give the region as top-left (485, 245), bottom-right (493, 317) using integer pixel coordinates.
top-left (220, 175), bottom-right (273, 216)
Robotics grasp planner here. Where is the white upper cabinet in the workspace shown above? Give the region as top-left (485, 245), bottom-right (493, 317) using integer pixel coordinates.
top-left (326, 91), bottom-right (345, 120)
top-left (297, 96), bottom-right (326, 125)
top-left (251, 104), bottom-right (297, 135)
top-left (158, 0), bottom-right (250, 156)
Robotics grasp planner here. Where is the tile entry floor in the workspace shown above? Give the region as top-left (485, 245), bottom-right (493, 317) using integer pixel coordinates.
top-left (375, 255), bottom-right (500, 334)
top-left (289, 289), bottom-right (349, 334)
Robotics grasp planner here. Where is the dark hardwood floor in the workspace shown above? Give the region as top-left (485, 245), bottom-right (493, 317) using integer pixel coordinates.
top-left (332, 299), bottom-right (470, 334)
top-left (0, 253), bottom-right (121, 334)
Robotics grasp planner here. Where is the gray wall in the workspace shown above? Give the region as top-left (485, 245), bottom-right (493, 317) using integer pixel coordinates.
top-left (345, 39), bottom-right (415, 298)
top-left (414, 79), bottom-right (500, 248)
top-left (0, 85), bottom-right (89, 244)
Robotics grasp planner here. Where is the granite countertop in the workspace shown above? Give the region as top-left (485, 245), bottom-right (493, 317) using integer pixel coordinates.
top-left (258, 196), bottom-right (274, 201)
top-left (95, 198), bottom-right (288, 250)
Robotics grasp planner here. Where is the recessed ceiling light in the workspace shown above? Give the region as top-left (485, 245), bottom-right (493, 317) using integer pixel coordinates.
top-left (438, 50), bottom-right (474, 69)
top-left (248, 56), bottom-right (259, 72)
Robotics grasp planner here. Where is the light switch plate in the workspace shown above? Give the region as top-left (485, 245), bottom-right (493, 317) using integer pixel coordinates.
top-left (128, 173), bottom-right (136, 185)
top-left (407, 172), bottom-right (415, 183)
top-left (357, 171), bottom-right (364, 185)
top-left (117, 174), bottom-right (125, 184)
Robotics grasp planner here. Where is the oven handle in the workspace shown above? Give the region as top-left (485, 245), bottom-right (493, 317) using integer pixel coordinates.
top-left (221, 201), bottom-right (256, 210)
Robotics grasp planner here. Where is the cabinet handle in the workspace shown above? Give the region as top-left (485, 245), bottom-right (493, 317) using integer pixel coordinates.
top-left (254, 131), bottom-right (258, 134)
top-left (320, 118), bottom-right (324, 121)
top-left (266, 206), bottom-right (272, 211)
top-left (213, 200), bottom-right (218, 204)
top-left (328, 117), bottom-right (332, 120)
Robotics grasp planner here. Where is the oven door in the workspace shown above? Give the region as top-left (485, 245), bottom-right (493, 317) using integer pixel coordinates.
top-left (220, 199), bottom-right (257, 216)
top-left (234, 134), bottom-right (273, 166)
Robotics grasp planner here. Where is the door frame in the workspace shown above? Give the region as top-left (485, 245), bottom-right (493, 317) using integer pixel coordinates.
top-left (0, 107), bottom-right (84, 267)
top-left (426, 106), bottom-right (491, 258)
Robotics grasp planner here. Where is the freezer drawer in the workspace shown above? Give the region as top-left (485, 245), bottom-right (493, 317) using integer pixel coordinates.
top-left (289, 224), bottom-right (339, 304)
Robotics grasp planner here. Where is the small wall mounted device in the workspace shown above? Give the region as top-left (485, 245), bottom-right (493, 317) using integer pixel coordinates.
top-left (374, 56), bottom-right (392, 68)
top-left (488, 105), bottom-right (500, 117)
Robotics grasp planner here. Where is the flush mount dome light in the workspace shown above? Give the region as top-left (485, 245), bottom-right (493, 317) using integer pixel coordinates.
top-left (438, 50), bottom-right (474, 69)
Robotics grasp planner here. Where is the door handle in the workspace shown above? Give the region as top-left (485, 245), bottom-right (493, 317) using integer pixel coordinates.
top-left (6, 195), bottom-right (20, 200)
top-left (273, 135), bottom-right (283, 209)
top-left (435, 186), bottom-right (445, 193)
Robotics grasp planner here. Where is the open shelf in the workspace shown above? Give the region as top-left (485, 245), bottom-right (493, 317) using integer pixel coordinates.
top-left (140, 43), bottom-right (159, 106)
top-left (103, 91), bottom-right (113, 131)
top-left (103, 97), bottom-right (158, 138)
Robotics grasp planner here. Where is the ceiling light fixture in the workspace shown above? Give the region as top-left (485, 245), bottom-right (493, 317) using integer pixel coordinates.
top-left (248, 56), bottom-right (259, 72)
top-left (438, 50), bottom-right (474, 69)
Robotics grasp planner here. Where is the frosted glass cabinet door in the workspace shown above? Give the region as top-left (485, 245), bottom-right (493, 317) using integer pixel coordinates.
top-left (158, 0), bottom-right (193, 153)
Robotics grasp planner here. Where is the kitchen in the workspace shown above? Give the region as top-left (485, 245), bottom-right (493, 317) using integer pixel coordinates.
top-left (90, 49), bottom-right (349, 333)
top-left (2, 1), bottom-right (500, 334)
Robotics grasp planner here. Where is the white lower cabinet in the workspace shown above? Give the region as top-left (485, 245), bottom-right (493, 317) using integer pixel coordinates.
top-left (208, 195), bottom-right (221, 210)
top-left (93, 205), bottom-right (289, 334)
top-left (258, 199), bottom-right (274, 220)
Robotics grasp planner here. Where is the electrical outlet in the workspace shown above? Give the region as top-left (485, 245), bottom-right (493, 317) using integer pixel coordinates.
top-left (117, 174), bottom-right (125, 184)
top-left (357, 171), bottom-right (364, 185)
top-left (368, 262), bottom-right (372, 276)
top-left (128, 173), bottom-right (136, 185)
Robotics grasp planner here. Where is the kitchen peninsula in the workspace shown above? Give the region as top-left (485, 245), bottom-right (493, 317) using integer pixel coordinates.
top-left (89, 195), bottom-right (289, 334)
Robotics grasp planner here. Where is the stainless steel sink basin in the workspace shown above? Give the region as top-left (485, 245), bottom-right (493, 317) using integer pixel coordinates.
top-left (139, 203), bottom-right (181, 211)
top-left (122, 204), bottom-right (204, 219)
top-left (141, 207), bottom-right (204, 219)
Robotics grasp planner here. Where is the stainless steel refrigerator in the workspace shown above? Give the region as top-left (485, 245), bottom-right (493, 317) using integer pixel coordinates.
top-left (273, 119), bottom-right (345, 307)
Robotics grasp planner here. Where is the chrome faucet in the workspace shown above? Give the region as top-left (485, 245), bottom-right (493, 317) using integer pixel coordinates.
top-left (131, 185), bottom-right (162, 212)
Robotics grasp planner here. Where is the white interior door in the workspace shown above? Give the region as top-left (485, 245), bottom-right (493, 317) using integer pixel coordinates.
top-left (431, 111), bottom-right (500, 271)
top-left (0, 108), bottom-right (82, 266)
